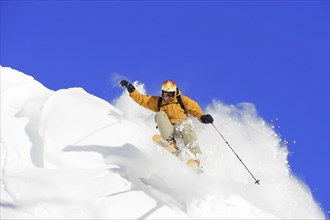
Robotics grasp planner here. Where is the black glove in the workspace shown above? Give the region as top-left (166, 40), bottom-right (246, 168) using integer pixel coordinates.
top-left (201, 114), bottom-right (214, 124)
top-left (119, 80), bottom-right (135, 93)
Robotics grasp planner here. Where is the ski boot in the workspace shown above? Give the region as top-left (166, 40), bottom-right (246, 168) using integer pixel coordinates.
top-left (186, 151), bottom-right (203, 173)
top-left (165, 137), bottom-right (179, 155)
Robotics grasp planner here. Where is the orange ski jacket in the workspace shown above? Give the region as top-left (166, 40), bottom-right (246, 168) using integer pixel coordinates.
top-left (129, 89), bottom-right (205, 125)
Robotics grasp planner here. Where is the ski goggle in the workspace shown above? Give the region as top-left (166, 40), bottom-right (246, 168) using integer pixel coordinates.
top-left (162, 91), bottom-right (175, 97)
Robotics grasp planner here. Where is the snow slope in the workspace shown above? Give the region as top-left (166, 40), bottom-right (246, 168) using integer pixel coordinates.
top-left (0, 66), bottom-right (325, 219)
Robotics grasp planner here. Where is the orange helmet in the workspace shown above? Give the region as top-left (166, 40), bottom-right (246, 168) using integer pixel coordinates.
top-left (161, 80), bottom-right (177, 93)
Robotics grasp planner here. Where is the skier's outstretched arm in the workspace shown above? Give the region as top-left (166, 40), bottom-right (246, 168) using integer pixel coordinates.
top-left (119, 80), bottom-right (158, 112)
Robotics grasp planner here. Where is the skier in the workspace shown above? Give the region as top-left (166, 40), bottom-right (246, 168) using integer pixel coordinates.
top-left (119, 79), bottom-right (214, 165)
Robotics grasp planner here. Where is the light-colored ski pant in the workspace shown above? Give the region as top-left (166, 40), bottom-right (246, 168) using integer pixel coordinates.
top-left (155, 111), bottom-right (202, 156)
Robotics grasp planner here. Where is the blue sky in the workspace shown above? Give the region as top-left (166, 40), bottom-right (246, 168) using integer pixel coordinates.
top-left (1, 0), bottom-right (329, 215)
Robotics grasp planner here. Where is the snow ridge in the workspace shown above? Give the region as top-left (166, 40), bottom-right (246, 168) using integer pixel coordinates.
top-left (0, 67), bottom-right (325, 219)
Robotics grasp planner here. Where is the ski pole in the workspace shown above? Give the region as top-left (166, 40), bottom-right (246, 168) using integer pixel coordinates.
top-left (212, 123), bottom-right (260, 185)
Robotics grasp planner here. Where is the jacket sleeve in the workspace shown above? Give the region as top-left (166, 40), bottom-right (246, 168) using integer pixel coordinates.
top-left (181, 95), bottom-right (205, 122)
top-left (129, 89), bottom-right (159, 112)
